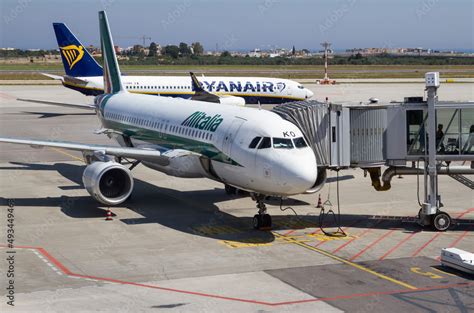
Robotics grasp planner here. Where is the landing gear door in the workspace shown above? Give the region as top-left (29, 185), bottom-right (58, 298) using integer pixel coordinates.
top-left (222, 118), bottom-right (245, 158)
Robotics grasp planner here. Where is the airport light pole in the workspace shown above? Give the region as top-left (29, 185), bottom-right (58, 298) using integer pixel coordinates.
top-left (321, 42), bottom-right (331, 81)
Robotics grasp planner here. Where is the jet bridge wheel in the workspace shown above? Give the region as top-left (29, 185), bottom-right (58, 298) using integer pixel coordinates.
top-left (432, 211), bottom-right (451, 231)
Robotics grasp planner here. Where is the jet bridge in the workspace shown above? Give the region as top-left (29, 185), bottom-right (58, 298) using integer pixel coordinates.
top-left (273, 72), bottom-right (474, 231)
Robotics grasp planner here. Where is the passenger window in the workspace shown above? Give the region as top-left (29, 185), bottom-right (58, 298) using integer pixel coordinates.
top-left (293, 137), bottom-right (308, 148)
top-left (258, 137), bottom-right (271, 149)
top-left (249, 136), bottom-right (262, 148)
top-left (273, 138), bottom-right (294, 149)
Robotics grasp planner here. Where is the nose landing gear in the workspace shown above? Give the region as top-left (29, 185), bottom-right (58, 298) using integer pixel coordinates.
top-left (253, 196), bottom-right (272, 230)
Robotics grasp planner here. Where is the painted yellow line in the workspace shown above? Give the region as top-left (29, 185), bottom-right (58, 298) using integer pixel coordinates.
top-left (273, 232), bottom-right (418, 290)
top-left (50, 148), bottom-right (84, 162)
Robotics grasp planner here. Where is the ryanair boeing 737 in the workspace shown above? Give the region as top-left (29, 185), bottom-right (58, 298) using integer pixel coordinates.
top-left (0, 12), bottom-right (319, 229)
top-left (44, 23), bottom-right (314, 105)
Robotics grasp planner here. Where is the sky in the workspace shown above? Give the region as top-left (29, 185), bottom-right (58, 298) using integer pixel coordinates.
top-left (1, 0), bottom-right (473, 51)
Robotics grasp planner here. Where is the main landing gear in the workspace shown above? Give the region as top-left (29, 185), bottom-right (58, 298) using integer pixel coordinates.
top-left (252, 195), bottom-right (272, 230)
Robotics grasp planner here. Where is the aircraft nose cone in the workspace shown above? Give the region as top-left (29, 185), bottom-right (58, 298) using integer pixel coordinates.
top-left (281, 153), bottom-right (317, 194)
top-left (306, 89), bottom-right (314, 99)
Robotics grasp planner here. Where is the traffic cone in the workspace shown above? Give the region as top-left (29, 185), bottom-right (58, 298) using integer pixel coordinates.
top-left (316, 194), bottom-right (323, 208)
top-left (105, 208), bottom-right (113, 221)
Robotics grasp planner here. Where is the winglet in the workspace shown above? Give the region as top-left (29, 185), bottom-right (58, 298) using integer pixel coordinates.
top-left (190, 72), bottom-right (204, 92)
top-left (189, 72), bottom-right (220, 103)
top-left (98, 11), bottom-right (125, 94)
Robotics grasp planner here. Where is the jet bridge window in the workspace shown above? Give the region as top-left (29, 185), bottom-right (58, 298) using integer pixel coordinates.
top-left (249, 136), bottom-right (262, 148)
top-left (257, 137), bottom-right (271, 149)
top-left (406, 109), bottom-right (426, 155)
top-left (293, 137), bottom-right (308, 148)
top-left (273, 138), bottom-right (294, 149)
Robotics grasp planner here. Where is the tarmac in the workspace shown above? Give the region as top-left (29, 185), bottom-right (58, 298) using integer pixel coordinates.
top-left (0, 84), bottom-right (473, 312)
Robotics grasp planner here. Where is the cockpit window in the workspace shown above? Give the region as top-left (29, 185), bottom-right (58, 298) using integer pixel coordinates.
top-left (297, 85), bottom-right (305, 89)
top-left (293, 137), bottom-right (308, 148)
top-left (258, 137), bottom-right (271, 149)
top-left (249, 136), bottom-right (262, 149)
top-left (273, 138), bottom-right (294, 149)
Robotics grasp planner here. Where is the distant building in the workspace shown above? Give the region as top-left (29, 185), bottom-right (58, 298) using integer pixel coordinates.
top-left (248, 49), bottom-right (262, 58)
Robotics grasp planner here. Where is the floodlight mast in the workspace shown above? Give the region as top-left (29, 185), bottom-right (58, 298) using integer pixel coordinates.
top-left (321, 42), bottom-right (331, 80)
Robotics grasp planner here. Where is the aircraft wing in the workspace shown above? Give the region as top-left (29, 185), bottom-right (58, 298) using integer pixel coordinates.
top-left (0, 137), bottom-right (169, 165)
top-left (17, 98), bottom-right (96, 110)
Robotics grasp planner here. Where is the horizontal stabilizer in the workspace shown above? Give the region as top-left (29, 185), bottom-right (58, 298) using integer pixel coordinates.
top-left (40, 73), bottom-right (64, 81)
top-left (17, 98), bottom-right (96, 110)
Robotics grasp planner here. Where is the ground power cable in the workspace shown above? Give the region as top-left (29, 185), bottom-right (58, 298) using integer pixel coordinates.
top-left (319, 170), bottom-right (347, 237)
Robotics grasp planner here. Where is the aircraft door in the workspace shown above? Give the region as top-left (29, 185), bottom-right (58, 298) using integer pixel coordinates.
top-left (222, 118), bottom-right (245, 158)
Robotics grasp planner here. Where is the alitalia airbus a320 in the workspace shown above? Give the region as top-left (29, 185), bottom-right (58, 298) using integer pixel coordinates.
top-left (44, 23), bottom-right (314, 105)
top-left (0, 11), bottom-right (320, 229)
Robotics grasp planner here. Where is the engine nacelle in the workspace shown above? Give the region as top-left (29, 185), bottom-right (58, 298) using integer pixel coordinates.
top-left (218, 95), bottom-right (246, 106)
top-left (305, 167), bottom-right (327, 194)
top-left (82, 161), bottom-right (134, 205)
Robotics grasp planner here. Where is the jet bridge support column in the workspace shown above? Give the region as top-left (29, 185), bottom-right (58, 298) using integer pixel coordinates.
top-left (420, 72), bottom-right (451, 230)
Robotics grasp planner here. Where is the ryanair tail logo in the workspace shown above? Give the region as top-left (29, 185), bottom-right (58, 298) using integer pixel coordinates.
top-left (60, 45), bottom-right (84, 70)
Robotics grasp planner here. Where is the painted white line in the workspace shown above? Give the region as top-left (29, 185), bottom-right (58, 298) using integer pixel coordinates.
top-left (27, 249), bottom-right (65, 277)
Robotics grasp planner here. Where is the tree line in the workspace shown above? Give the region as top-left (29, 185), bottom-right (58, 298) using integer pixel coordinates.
top-left (1, 46), bottom-right (473, 66)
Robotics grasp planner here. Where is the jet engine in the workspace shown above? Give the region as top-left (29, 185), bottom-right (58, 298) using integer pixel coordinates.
top-left (82, 161), bottom-right (134, 205)
top-left (305, 167), bottom-right (327, 194)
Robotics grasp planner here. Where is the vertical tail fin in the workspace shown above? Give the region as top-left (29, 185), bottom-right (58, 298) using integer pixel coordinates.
top-left (53, 23), bottom-right (103, 77)
top-left (98, 11), bottom-right (125, 94)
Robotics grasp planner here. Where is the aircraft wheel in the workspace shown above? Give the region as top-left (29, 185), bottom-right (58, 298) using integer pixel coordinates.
top-left (262, 214), bottom-right (272, 228)
top-left (253, 214), bottom-right (272, 230)
top-left (253, 214), bottom-right (263, 229)
top-left (432, 211), bottom-right (451, 231)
